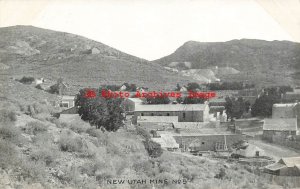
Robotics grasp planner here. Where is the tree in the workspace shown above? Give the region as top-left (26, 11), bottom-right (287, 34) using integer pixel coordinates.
top-left (176, 96), bottom-right (205, 104)
top-left (75, 88), bottom-right (125, 131)
top-left (186, 82), bottom-right (201, 91)
top-left (146, 96), bottom-right (170, 104)
top-left (143, 139), bottom-right (163, 158)
top-left (251, 87), bottom-right (282, 117)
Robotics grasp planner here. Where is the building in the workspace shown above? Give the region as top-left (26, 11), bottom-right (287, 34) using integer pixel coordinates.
top-left (136, 116), bottom-right (177, 131)
top-left (133, 103), bottom-right (210, 124)
top-left (232, 144), bottom-right (265, 157)
top-left (122, 98), bottom-right (144, 113)
top-left (262, 118), bottom-right (298, 142)
top-left (172, 133), bottom-right (243, 153)
top-left (283, 91), bottom-right (300, 103)
top-left (59, 95), bottom-right (75, 108)
top-left (272, 103), bottom-right (298, 119)
top-left (152, 134), bottom-right (179, 151)
top-left (265, 157), bottom-right (300, 176)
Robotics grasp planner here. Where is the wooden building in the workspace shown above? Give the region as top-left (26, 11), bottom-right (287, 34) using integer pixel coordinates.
top-left (262, 118), bottom-right (298, 142)
top-left (133, 103), bottom-right (209, 124)
top-left (265, 157), bottom-right (300, 176)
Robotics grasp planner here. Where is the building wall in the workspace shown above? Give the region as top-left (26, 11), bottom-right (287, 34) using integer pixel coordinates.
top-left (134, 110), bottom-right (205, 123)
top-left (263, 130), bottom-right (297, 142)
top-left (173, 134), bottom-right (244, 152)
top-left (272, 106), bottom-right (295, 118)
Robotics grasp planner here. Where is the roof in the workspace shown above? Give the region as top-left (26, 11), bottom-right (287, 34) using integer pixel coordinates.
top-left (263, 118), bottom-right (297, 131)
top-left (265, 162), bottom-right (286, 171)
top-left (152, 134), bottom-right (179, 149)
top-left (279, 157), bottom-right (300, 167)
top-left (126, 98), bottom-right (144, 103)
top-left (62, 95), bottom-right (75, 100)
top-left (273, 103), bottom-right (297, 108)
top-left (137, 116), bottom-right (178, 123)
top-left (135, 104), bottom-right (207, 112)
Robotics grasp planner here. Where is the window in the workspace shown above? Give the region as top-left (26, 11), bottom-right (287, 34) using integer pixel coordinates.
top-left (141, 113), bottom-right (144, 116)
top-left (167, 113), bottom-right (170, 116)
top-left (183, 113), bottom-right (186, 119)
top-left (60, 102), bottom-right (69, 108)
top-left (151, 113), bottom-right (154, 116)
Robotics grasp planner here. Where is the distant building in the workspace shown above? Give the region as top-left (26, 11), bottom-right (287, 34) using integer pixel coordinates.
top-left (122, 98), bottom-right (144, 113)
top-left (133, 103), bottom-right (210, 124)
top-left (59, 95), bottom-right (75, 108)
top-left (232, 144), bottom-right (265, 157)
top-left (272, 103), bottom-right (297, 119)
top-left (283, 91), bottom-right (300, 103)
top-left (265, 157), bottom-right (300, 176)
top-left (152, 134), bottom-right (179, 151)
top-left (262, 118), bottom-right (298, 142)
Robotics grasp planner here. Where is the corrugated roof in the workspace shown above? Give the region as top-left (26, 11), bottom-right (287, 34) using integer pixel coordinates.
top-left (263, 118), bottom-right (297, 131)
top-left (135, 104), bottom-right (207, 112)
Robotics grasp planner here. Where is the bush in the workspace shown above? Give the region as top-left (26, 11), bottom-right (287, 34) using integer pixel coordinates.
top-left (24, 121), bottom-right (48, 135)
top-left (0, 109), bottom-right (17, 122)
top-left (0, 122), bottom-right (21, 144)
top-left (136, 127), bottom-right (151, 140)
top-left (35, 84), bottom-right (43, 90)
top-left (0, 139), bottom-right (18, 169)
top-left (214, 168), bottom-right (226, 179)
top-left (18, 76), bottom-right (35, 84)
top-left (144, 140), bottom-right (163, 158)
top-left (30, 147), bottom-right (59, 166)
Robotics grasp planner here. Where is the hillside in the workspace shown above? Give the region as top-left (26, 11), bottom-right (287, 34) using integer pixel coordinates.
top-left (0, 25), bottom-right (194, 94)
top-left (154, 39), bottom-right (300, 86)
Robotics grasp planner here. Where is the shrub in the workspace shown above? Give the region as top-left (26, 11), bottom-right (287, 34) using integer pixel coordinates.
top-left (0, 123), bottom-right (21, 144)
top-left (144, 140), bottom-right (163, 158)
top-left (136, 126), bottom-right (151, 140)
top-left (0, 139), bottom-right (18, 169)
top-left (214, 168), bottom-right (226, 179)
top-left (0, 109), bottom-right (17, 122)
top-left (69, 122), bottom-right (89, 134)
top-left (30, 148), bottom-right (58, 166)
top-left (24, 121), bottom-right (48, 135)
top-left (35, 84), bottom-right (43, 90)
top-left (18, 76), bottom-right (35, 84)
top-left (59, 131), bottom-right (83, 152)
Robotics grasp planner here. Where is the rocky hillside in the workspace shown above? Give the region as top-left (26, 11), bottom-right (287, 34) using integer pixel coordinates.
top-left (0, 25), bottom-right (193, 93)
top-left (154, 39), bottom-right (300, 86)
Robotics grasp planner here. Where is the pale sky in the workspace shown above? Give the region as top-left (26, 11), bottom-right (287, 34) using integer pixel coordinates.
top-left (0, 0), bottom-right (299, 60)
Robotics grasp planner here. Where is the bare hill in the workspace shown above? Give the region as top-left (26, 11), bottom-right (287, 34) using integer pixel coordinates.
top-left (0, 26), bottom-right (193, 94)
top-left (154, 39), bottom-right (300, 86)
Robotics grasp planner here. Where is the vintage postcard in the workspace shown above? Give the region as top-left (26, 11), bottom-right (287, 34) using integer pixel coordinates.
top-left (0, 0), bottom-right (300, 188)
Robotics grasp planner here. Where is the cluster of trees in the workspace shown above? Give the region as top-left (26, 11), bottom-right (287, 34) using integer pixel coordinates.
top-left (250, 86), bottom-right (293, 117)
top-left (101, 82), bottom-right (137, 92)
top-left (225, 97), bottom-right (250, 120)
top-left (75, 88), bottom-right (125, 131)
top-left (146, 96), bottom-right (170, 104)
top-left (206, 82), bottom-right (255, 90)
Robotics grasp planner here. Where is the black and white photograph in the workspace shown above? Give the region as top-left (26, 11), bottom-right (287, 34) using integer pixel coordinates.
top-left (0, 0), bottom-right (300, 188)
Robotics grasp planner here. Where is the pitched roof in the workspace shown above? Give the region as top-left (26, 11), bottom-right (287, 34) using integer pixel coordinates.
top-left (263, 118), bottom-right (297, 131)
top-left (273, 103), bottom-right (297, 108)
top-left (135, 104), bottom-right (207, 112)
top-left (279, 157), bottom-right (300, 167)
